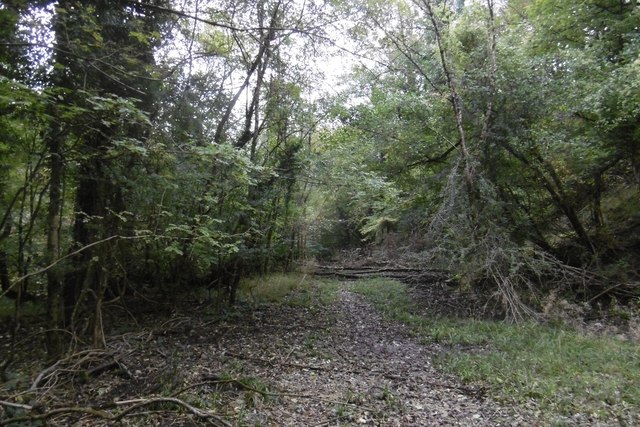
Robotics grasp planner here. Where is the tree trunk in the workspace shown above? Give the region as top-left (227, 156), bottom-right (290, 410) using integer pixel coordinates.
top-left (214, 2), bottom-right (280, 144)
top-left (44, 0), bottom-right (74, 357)
top-left (420, 0), bottom-right (476, 199)
top-left (66, 143), bottom-right (120, 342)
top-left (45, 132), bottom-right (65, 358)
top-left (0, 220), bottom-right (12, 298)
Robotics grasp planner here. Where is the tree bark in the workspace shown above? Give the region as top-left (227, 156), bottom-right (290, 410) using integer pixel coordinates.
top-left (0, 221), bottom-right (12, 298)
top-left (45, 132), bottom-right (65, 358)
top-left (44, 0), bottom-right (73, 358)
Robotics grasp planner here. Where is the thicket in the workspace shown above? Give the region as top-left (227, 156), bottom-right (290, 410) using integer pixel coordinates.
top-left (0, 0), bottom-right (327, 358)
top-left (312, 0), bottom-right (640, 320)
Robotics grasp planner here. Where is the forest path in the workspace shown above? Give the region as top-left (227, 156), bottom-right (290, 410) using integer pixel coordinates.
top-left (192, 282), bottom-right (526, 426)
top-left (30, 280), bottom-right (531, 426)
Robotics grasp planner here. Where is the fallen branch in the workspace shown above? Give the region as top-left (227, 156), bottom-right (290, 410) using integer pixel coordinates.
top-left (30, 349), bottom-right (114, 391)
top-left (0, 397), bottom-right (232, 427)
top-left (222, 349), bottom-right (486, 398)
top-left (0, 406), bottom-right (112, 426)
top-left (171, 379), bottom-right (248, 397)
top-left (0, 400), bottom-right (32, 411)
top-left (317, 266), bottom-right (425, 273)
top-left (312, 271), bottom-right (367, 280)
top-left (112, 397), bottom-right (232, 426)
top-left (312, 265), bottom-right (449, 284)
top-left (30, 358), bottom-right (63, 391)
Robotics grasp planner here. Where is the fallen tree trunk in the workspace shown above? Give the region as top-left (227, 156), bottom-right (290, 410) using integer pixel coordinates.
top-left (312, 265), bottom-right (451, 285)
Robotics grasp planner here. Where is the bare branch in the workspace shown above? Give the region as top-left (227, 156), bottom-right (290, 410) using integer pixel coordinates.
top-left (367, 13), bottom-right (443, 95)
top-left (0, 400), bottom-right (32, 411)
top-left (112, 397), bottom-right (232, 425)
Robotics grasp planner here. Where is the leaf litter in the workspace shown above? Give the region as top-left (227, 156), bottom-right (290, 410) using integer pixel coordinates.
top-left (1, 281), bottom-right (536, 426)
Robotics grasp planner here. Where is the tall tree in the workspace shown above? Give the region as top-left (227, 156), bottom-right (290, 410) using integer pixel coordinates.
top-left (42, 0), bottom-right (167, 349)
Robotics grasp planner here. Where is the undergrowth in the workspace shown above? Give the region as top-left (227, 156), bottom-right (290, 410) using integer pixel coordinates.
top-left (238, 273), bottom-right (340, 307)
top-left (238, 273), bottom-right (304, 304)
top-left (351, 277), bottom-right (640, 424)
top-left (0, 297), bottom-right (43, 321)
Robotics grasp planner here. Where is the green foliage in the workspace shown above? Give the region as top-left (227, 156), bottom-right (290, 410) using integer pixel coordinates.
top-left (310, 0), bottom-right (640, 307)
top-left (0, 296), bottom-right (43, 320)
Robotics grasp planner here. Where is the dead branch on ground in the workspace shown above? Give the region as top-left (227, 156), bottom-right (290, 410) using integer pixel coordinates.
top-left (0, 397), bottom-right (232, 426)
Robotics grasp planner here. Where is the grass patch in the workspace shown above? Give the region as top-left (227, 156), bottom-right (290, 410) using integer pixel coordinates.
top-left (351, 277), bottom-right (640, 423)
top-left (238, 273), bottom-right (340, 307)
top-left (286, 277), bottom-right (340, 307)
top-left (238, 273), bottom-right (304, 304)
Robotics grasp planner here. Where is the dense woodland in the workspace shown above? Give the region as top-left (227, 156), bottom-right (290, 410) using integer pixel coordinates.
top-left (0, 0), bottom-right (639, 361)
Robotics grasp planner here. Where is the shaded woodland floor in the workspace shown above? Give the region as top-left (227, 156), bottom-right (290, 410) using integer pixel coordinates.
top-left (2, 273), bottom-right (638, 426)
top-left (2, 278), bottom-right (535, 426)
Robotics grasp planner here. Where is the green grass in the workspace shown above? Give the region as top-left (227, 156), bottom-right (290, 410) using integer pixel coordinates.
top-left (238, 273), bottom-right (305, 304)
top-left (351, 277), bottom-right (640, 423)
top-left (286, 277), bottom-right (340, 307)
top-left (238, 273), bottom-right (340, 307)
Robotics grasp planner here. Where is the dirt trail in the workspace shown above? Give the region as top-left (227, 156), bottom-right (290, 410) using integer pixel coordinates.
top-left (10, 282), bottom-right (532, 426)
top-left (195, 284), bottom-right (528, 426)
